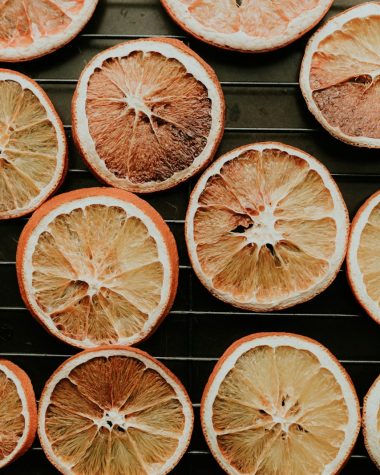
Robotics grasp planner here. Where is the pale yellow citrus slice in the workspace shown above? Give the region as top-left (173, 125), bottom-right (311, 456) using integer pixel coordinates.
top-left (72, 38), bottom-right (225, 193)
top-left (301, 2), bottom-right (380, 147)
top-left (0, 69), bottom-right (67, 219)
top-left (363, 375), bottom-right (380, 469)
top-left (201, 333), bottom-right (361, 475)
top-left (38, 346), bottom-right (194, 475)
top-left (0, 359), bottom-right (37, 469)
top-left (186, 142), bottom-right (349, 312)
top-left (0, 0), bottom-right (99, 62)
top-left (347, 190), bottom-right (380, 325)
top-left (16, 187), bottom-right (179, 348)
top-left (161, 0), bottom-right (333, 52)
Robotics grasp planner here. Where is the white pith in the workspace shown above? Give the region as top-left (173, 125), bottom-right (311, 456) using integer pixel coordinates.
top-left (363, 376), bottom-right (380, 467)
top-left (0, 363), bottom-right (31, 469)
top-left (0, 0), bottom-right (99, 61)
top-left (186, 142), bottom-right (348, 311)
top-left (300, 2), bottom-right (380, 148)
top-left (202, 334), bottom-right (360, 475)
top-left (21, 194), bottom-right (174, 348)
top-left (0, 70), bottom-right (66, 219)
top-left (162, 0), bottom-right (332, 52)
top-left (73, 40), bottom-right (224, 192)
top-left (38, 348), bottom-right (194, 475)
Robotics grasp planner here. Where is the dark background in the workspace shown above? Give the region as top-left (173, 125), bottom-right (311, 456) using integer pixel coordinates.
top-left (1, 0), bottom-right (380, 473)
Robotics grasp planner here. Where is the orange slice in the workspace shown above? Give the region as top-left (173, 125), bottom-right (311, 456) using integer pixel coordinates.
top-left (16, 187), bottom-right (179, 348)
top-left (363, 375), bottom-right (380, 469)
top-left (301, 3), bottom-right (380, 147)
top-left (0, 359), bottom-right (37, 469)
top-left (38, 346), bottom-right (194, 475)
top-left (0, 69), bottom-right (67, 220)
top-left (161, 0), bottom-right (333, 52)
top-left (347, 191), bottom-right (380, 325)
top-left (72, 38), bottom-right (225, 193)
top-left (201, 333), bottom-right (361, 475)
top-left (186, 142), bottom-right (348, 311)
top-left (0, 0), bottom-right (99, 62)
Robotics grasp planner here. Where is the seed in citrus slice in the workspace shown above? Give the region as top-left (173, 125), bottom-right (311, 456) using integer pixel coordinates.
top-left (38, 346), bottom-right (194, 475)
top-left (0, 0), bottom-right (99, 62)
top-left (347, 190), bottom-right (380, 325)
top-left (16, 187), bottom-right (179, 348)
top-left (363, 375), bottom-right (380, 469)
top-left (186, 142), bottom-right (348, 311)
top-left (201, 332), bottom-right (361, 475)
top-left (301, 3), bottom-right (380, 148)
top-left (72, 38), bottom-right (225, 193)
top-left (0, 69), bottom-right (67, 220)
top-left (160, 0), bottom-right (333, 53)
top-left (0, 359), bottom-right (37, 469)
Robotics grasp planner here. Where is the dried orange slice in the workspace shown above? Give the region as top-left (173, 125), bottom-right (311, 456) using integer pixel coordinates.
top-left (38, 346), bottom-right (194, 475)
top-left (16, 187), bottom-right (179, 348)
top-left (347, 191), bottom-right (380, 325)
top-left (363, 375), bottom-right (380, 469)
top-left (0, 359), bottom-right (37, 469)
top-left (0, 69), bottom-right (67, 220)
top-left (72, 38), bottom-right (225, 193)
top-left (201, 333), bottom-right (361, 475)
top-left (186, 142), bottom-right (348, 311)
top-left (161, 0), bottom-right (333, 52)
top-left (0, 0), bottom-right (99, 62)
top-left (301, 3), bottom-right (380, 147)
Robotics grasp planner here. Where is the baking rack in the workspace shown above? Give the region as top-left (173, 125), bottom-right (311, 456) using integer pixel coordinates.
top-left (1, 1), bottom-right (380, 473)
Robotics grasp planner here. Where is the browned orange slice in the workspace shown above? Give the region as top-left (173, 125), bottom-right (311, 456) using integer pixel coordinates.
top-left (72, 38), bottom-right (225, 193)
top-left (363, 375), bottom-right (380, 469)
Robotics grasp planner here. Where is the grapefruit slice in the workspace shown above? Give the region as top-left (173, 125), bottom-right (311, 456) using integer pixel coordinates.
top-left (38, 346), bottom-right (194, 475)
top-left (0, 359), bottom-right (37, 469)
top-left (0, 0), bottom-right (99, 62)
top-left (347, 191), bottom-right (380, 325)
top-left (186, 142), bottom-right (349, 311)
top-left (72, 38), bottom-right (225, 193)
top-left (201, 333), bottom-right (361, 475)
top-left (16, 187), bottom-right (179, 348)
top-left (0, 69), bottom-right (67, 219)
top-left (301, 3), bottom-right (380, 147)
top-left (363, 375), bottom-right (380, 469)
top-left (160, 0), bottom-right (333, 52)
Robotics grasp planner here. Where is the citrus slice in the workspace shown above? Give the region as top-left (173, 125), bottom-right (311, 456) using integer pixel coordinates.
top-left (0, 359), bottom-right (37, 469)
top-left (16, 187), bottom-right (179, 348)
top-left (160, 0), bottom-right (333, 53)
top-left (201, 332), bottom-right (361, 475)
top-left (301, 3), bottom-right (380, 148)
top-left (0, 69), bottom-right (67, 220)
top-left (363, 375), bottom-right (380, 469)
top-left (72, 38), bottom-right (225, 193)
top-left (0, 0), bottom-right (99, 62)
top-left (38, 346), bottom-right (194, 475)
top-left (347, 191), bottom-right (380, 325)
top-left (186, 142), bottom-right (348, 311)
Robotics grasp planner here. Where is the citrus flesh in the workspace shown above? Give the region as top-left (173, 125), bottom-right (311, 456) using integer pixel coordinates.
top-left (186, 143), bottom-right (348, 311)
top-left (201, 334), bottom-right (360, 475)
top-left (38, 347), bottom-right (193, 475)
top-left (363, 376), bottom-right (380, 468)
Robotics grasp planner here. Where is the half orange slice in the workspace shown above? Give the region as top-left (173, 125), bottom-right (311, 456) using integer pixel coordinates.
top-left (363, 375), bottom-right (380, 469)
top-left (38, 346), bottom-right (194, 475)
top-left (201, 333), bottom-right (361, 475)
top-left (72, 38), bottom-right (225, 193)
top-left (16, 187), bottom-right (179, 348)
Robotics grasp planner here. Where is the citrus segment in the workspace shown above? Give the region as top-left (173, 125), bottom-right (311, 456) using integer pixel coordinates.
top-left (0, 0), bottom-right (99, 61)
top-left (0, 360), bottom-right (37, 468)
top-left (201, 333), bottom-right (361, 475)
top-left (16, 188), bottom-right (178, 348)
top-left (161, 0), bottom-right (333, 52)
top-left (38, 347), bottom-right (194, 475)
top-left (186, 143), bottom-right (348, 311)
top-left (363, 376), bottom-right (380, 469)
top-left (72, 38), bottom-right (224, 193)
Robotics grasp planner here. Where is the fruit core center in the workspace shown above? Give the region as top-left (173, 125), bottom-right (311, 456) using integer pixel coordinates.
top-left (233, 205), bottom-right (282, 247)
top-left (125, 94), bottom-right (151, 117)
top-left (260, 394), bottom-right (306, 438)
top-left (100, 410), bottom-right (127, 433)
